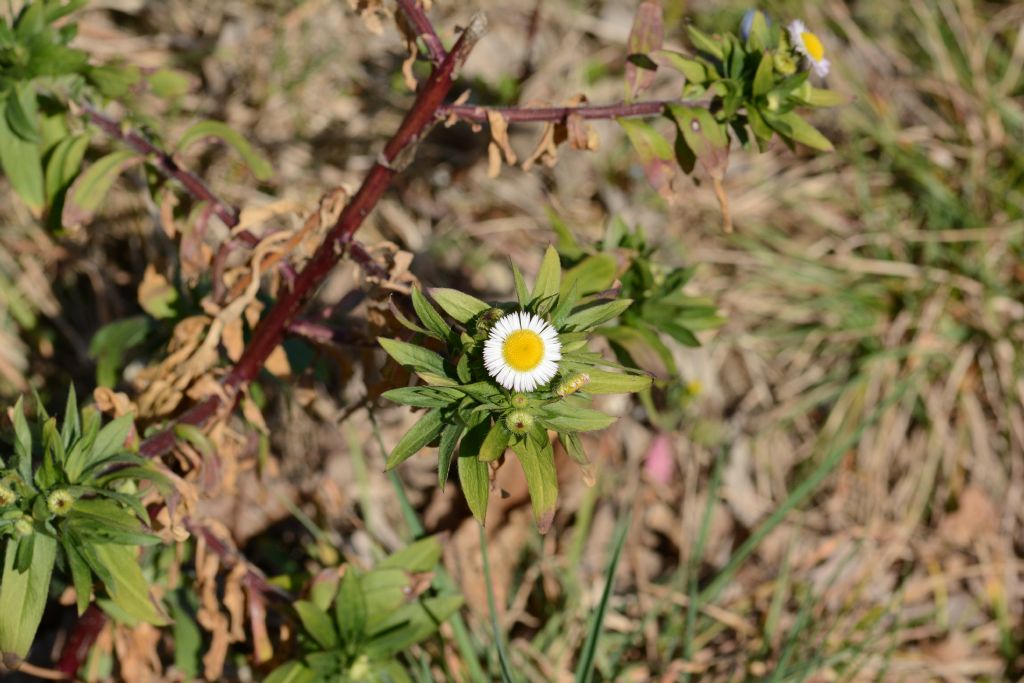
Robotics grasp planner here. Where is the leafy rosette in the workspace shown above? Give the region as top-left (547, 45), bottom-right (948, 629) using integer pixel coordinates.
top-left (379, 247), bottom-right (651, 533)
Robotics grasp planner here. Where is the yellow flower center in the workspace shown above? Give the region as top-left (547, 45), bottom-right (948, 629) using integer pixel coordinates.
top-left (503, 330), bottom-right (544, 371)
top-left (801, 31), bottom-right (825, 62)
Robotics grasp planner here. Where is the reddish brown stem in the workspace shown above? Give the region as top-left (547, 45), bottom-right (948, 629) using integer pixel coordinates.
top-left (396, 0), bottom-right (447, 65)
top-left (438, 98), bottom-right (707, 123)
top-left (56, 604), bottom-right (106, 676)
top-left (59, 11), bottom-right (489, 675)
top-left (80, 102), bottom-right (241, 229)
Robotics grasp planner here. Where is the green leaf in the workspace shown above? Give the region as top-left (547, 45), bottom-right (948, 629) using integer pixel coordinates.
top-left (6, 83), bottom-right (40, 143)
top-left (582, 370), bottom-right (652, 394)
top-left (0, 533), bottom-right (56, 660)
top-left (801, 87), bottom-right (849, 108)
top-left (44, 132), bottom-right (89, 205)
top-left (531, 245), bottom-right (562, 309)
top-left (437, 422), bottom-right (465, 490)
top-left (511, 261), bottom-right (530, 308)
top-left (12, 396), bottom-right (33, 484)
top-left (769, 111), bottom-right (834, 151)
top-left (385, 409), bottom-right (444, 470)
top-left (651, 50), bottom-right (707, 83)
top-left (335, 568), bottom-right (367, 646)
top-left (364, 596), bottom-right (463, 659)
top-left (478, 420), bottom-right (510, 463)
top-left (561, 254), bottom-right (616, 298)
top-left (362, 568), bottom-right (411, 627)
top-left (574, 511), bottom-right (631, 683)
top-left (146, 68), bottom-right (192, 99)
top-left (540, 403), bottom-right (616, 432)
top-left (63, 150), bottom-right (139, 224)
top-left (380, 386), bottom-right (463, 408)
top-left (0, 107), bottom-right (44, 211)
top-left (61, 384), bottom-right (80, 449)
top-left (88, 316), bottom-right (151, 388)
top-left (295, 600), bottom-right (339, 650)
top-left (687, 25), bottom-right (724, 60)
top-left (62, 536), bottom-right (93, 615)
top-left (617, 117), bottom-right (675, 192)
top-left (458, 454), bottom-right (490, 524)
top-left (265, 662), bottom-right (316, 683)
top-left (90, 413), bottom-right (135, 462)
top-left (666, 104), bottom-right (730, 178)
top-left (168, 592), bottom-right (202, 679)
top-left (378, 536), bottom-right (443, 572)
top-left (412, 287), bottom-right (452, 341)
top-left (65, 499), bottom-right (157, 546)
top-left (458, 421), bottom-right (491, 523)
top-left (429, 288), bottom-right (490, 324)
top-left (560, 431), bottom-right (588, 465)
top-left (175, 120), bottom-right (272, 181)
top-left (511, 437), bottom-right (559, 533)
top-left (753, 52), bottom-right (774, 97)
top-left (378, 338), bottom-right (448, 378)
top-left (86, 64), bottom-right (141, 99)
top-left (563, 299), bottom-right (633, 331)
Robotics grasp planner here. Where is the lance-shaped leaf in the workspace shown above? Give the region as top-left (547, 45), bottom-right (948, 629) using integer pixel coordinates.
top-left (511, 437), bottom-right (558, 533)
top-left (667, 104), bottom-right (730, 180)
top-left (0, 533), bottom-right (56, 661)
top-left (91, 544), bottom-right (169, 625)
top-left (385, 409), bottom-right (444, 469)
top-left (540, 403), bottom-right (616, 432)
top-left (766, 111), bottom-right (834, 151)
top-left (0, 108), bottom-right (44, 211)
top-left (478, 420), bottom-right (510, 462)
top-left (429, 288), bottom-right (490, 323)
top-left (625, 0), bottom-right (663, 100)
top-left (563, 299), bottom-right (634, 331)
top-left (176, 120), bottom-right (272, 180)
top-left (651, 50), bottom-right (707, 84)
top-left (618, 117), bottom-right (676, 195)
top-left (63, 150), bottom-right (140, 226)
top-left (437, 422), bottom-right (466, 490)
top-left (458, 421), bottom-right (492, 523)
top-left (380, 386), bottom-right (464, 408)
top-left (531, 245), bottom-right (562, 310)
top-left (335, 568), bottom-right (367, 646)
top-left (378, 338), bottom-right (449, 380)
top-left (411, 287), bottom-right (452, 341)
top-left (583, 369), bottom-right (653, 394)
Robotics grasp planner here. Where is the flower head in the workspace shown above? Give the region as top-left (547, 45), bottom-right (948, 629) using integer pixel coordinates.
top-left (788, 20), bottom-right (829, 78)
top-left (47, 489), bottom-right (75, 516)
top-left (483, 312), bottom-right (561, 392)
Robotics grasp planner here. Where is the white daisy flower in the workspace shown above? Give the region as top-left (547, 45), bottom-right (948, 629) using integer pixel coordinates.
top-left (483, 312), bottom-right (562, 392)
top-left (788, 19), bottom-right (830, 78)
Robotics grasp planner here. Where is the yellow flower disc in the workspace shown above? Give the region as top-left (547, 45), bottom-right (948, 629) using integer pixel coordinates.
top-left (801, 31), bottom-right (825, 62)
top-left (502, 330), bottom-right (544, 371)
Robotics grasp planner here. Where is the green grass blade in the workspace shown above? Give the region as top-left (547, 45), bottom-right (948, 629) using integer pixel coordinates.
top-left (574, 508), bottom-right (632, 683)
top-left (682, 448), bottom-right (725, 680)
top-left (480, 524), bottom-right (517, 683)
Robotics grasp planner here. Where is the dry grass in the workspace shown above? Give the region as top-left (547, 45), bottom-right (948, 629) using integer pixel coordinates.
top-left (1, 0), bottom-right (1022, 680)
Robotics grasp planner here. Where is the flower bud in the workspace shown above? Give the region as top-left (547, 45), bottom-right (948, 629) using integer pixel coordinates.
top-left (556, 373), bottom-right (590, 397)
top-left (47, 489), bottom-right (74, 516)
top-left (510, 393), bottom-right (529, 409)
top-left (0, 484), bottom-right (16, 507)
top-left (773, 52), bottom-right (797, 76)
top-left (505, 410), bottom-right (534, 435)
top-left (14, 517), bottom-right (32, 537)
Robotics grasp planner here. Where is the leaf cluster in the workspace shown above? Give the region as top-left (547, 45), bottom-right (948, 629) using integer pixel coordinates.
top-left (0, 388), bottom-right (167, 661)
top-left (380, 247), bottom-right (651, 532)
top-left (619, 8), bottom-right (844, 192)
top-left (267, 537), bottom-right (462, 683)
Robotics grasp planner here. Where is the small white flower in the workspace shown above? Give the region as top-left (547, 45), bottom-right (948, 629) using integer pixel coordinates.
top-left (483, 312), bottom-right (561, 392)
top-left (788, 19), bottom-right (830, 78)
